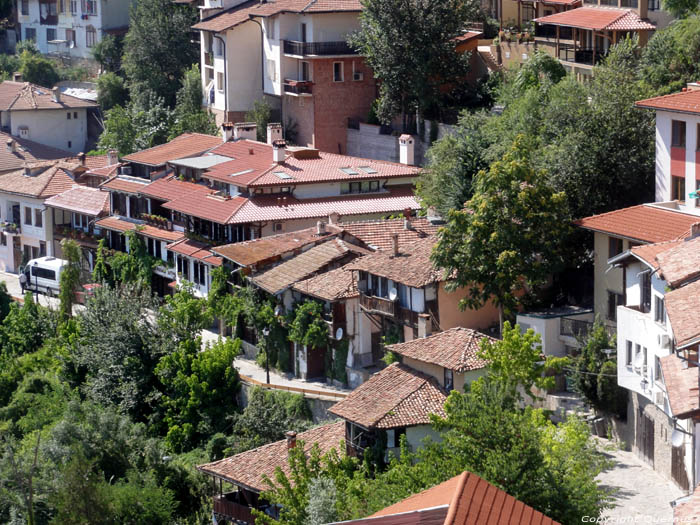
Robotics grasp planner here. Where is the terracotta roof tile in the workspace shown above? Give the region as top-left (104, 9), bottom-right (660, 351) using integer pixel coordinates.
top-left (534, 7), bottom-right (654, 31)
top-left (95, 216), bottom-right (185, 242)
top-left (665, 279), bottom-right (700, 349)
top-left (196, 421), bottom-right (345, 492)
top-left (251, 238), bottom-right (368, 294)
top-left (329, 362), bottom-right (447, 429)
top-left (292, 266), bottom-right (358, 301)
top-left (122, 133), bottom-right (221, 166)
top-left (345, 235), bottom-right (441, 288)
top-left (102, 175), bottom-right (152, 193)
top-left (163, 192), bottom-right (248, 224)
top-left (655, 236), bottom-right (700, 287)
top-left (212, 225), bottom-right (343, 267)
top-left (229, 185), bottom-right (420, 225)
top-left (674, 489), bottom-right (700, 524)
top-left (628, 240), bottom-right (681, 270)
top-left (139, 175), bottom-right (211, 201)
top-left (339, 217), bottom-right (438, 251)
top-left (0, 132), bottom-right (72, 173)
top-left (166, 238), bottom-right (223, 266)
top-left (388, 328), bottom-right (494, 373)
top-left (660, 354), bottom-right (699, 418)
top-left (204, 140), bottom-right (279, 186)
top-left (0, 81), bottom-right (97, 110)
top-left (636, 89), bottom-right (700, 115)
top-left (0, 162), bottom-right (76, 199)
top-left (575, 204), bottom-right (700, 243)
top-left (44, 186), bottom-right (109, 216)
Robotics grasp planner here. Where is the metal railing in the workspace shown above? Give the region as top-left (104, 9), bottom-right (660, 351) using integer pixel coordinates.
top-left (283, 40), bottom-right (357, 56)
top-left (535, 24), bottom-right (572, 40)
top-left (557, 44), bottom-right (606, 65)
top-left (560, 317), bottom-right (615, 338)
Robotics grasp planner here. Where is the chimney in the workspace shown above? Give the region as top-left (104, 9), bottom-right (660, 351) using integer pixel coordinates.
top-left (688, 82), bottom-right (700, 92)
top-left (233, 122), bottom-right (257, 141)
top-left (403, 218), bottom-right (412, 230)
top-left (6, 138), bottom-right (15, 153)
top-left (316, 220), bottom-right (326, 235)
top-left (391, 233), bottom-right (399, 256)
top-left (285, 430), bottom-right (297, 450)
top-left (12, 72), bottom-right (22, 82)
top-left (691, 222), bottom-right (700, 239)
top-left (221, 122), bottom-right (234, 142)
top-left (77, 152), bottom-right (86, 166)
top-left (272, 139), bottom-right (286, 163)
top-left (267, 122), bottom-right (283, 144)
top-left (52, 86), bottom-right (61, 104)
top-left (23, 166), bottom-right (30, 176)
top-left (328, 212), bottom-right (339, 225)
top-left (417, 313), bottom-right (431, 338)
top-left (399, 134), bottom-right (414, 166)
top-left (107, 149), bottom-right (118, 166)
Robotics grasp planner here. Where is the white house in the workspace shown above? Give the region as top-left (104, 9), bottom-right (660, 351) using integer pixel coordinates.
top-left (17, 0), bottom-right (131, 59)
top-left (0, 81), bottom-right (97, 154)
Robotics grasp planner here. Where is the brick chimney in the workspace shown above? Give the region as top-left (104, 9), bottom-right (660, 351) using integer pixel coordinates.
top-left (399, 134), bottom-right (414, 166)
top-left (391, 233), bottom-right (399, 256)
top-left (328, 212), bottom-right (340, 225)
top-left (107, 149), bottom-right (118, 166)
top-left (316, 220), bottom-right (326, 235)
top-left (285, 431), bottom-right (297, 450)
top-left (267, 122), bottom-right (283, 144)
top-left (691, 222), bottom-right (700, 239)
top-left (417, 313), bottom-right (431, 338)
top-left (233, 122), bottom-right (257, 141)
top-left (221, 122), bottom-right (234, 142)
top-left (273, 139), bottom-right (286, 163)
top-left (12, 72), bottom-right (22, 82)
top-left (6, 138), bottom-right (15, 153)
top-left (52, 86), bottom-right (61, 104)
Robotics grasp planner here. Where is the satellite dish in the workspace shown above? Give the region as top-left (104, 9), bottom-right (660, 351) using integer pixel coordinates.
top-left (69, 41), bottom-right (75, 49)
top-left (388, 288), bottom-right (398, 301)
top-left (634, 352), bottom-right (645, 368)
top-left (671, 429), bottom-right (685, 448)
top-left (335, 327), bottom-right (343, 340)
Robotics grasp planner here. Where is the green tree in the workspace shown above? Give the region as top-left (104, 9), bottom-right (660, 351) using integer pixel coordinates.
top-left (348, 0), bottom-right (480, 127)
top-left (169, 64), bottom-right (217, 139)
top-left (92, 239), bottom-right (111, 284)
top-left (245, 99), bottom-right (273, 142)
top-left (662, 0), bottom-right (698, 17)
top-left (157, 282), bottom-right (211, 348)
top-left (122, 0), bottom-right (199, 107)
top-left (19, 51), bottom-right (59, 87)
top-left (97, 71), bottom-right (129, 111)
top-left (432, 136), bottom-right (570, 327)
top-left (97, 105), bottom-right (137, 155)
top-left (0, 281), bottom-right (14, 323)
top-left (512, 50), bottom-right (566, 95)
top-left (91, 34), bottom-right (123, 73)
top-left (306, 477), bottom-right (338, 525)
top-left (287, 301), bottom-right (329, 350)
top-left (58, 239), bottom-right (82, 321)
top-left (0, 293), bottom-right (53, 359)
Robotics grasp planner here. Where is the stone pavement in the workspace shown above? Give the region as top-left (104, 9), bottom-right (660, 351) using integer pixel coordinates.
top-left (0, 269), bottom-right (60, 308)
top-left (596, 438), bottom-right (684, 522)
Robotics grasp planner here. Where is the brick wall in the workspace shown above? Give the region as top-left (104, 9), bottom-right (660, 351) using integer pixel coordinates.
top-left (283, 94), bottom-right (315, 147)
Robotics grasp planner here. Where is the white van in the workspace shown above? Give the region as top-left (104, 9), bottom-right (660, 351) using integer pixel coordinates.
top-left (20, 256), bottom-right (67, 296)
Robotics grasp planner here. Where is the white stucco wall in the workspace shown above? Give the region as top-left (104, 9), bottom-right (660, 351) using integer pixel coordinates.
top-left (0, 193), bottom-right (54, 272)
top-left (10, 108), bottom-right (88, 153)
top-left (406, 424), bottom-right (442, 452)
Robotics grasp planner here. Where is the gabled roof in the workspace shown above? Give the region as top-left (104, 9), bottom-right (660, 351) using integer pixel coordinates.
top-left (534, 7), bottom-right (655, 31)
top-left (388, 328), bottom-right (494, 373)
top-left (660, 353), bottom-right (699, 418)
top-left (44, 185), bottom-right (110, 216)
top-left (139, 175), bottom-right (212, 202)
top-left (250, 237), bottom-right (368, 295)
top-left (655, 236), bottom-right (700, 287)
top-left (166, 238), bottom-right (223, 266)
top-left (339, 217), bottom-right (439, 251)
top-left (664, 279), bottom-right (700, 349)
top-left (121, 133), bottom-right (222, 166)
top-left (292, 266), bottom-right (359, 301)
top-left (328, 362), bottom-right (448, 429)
top-left (102, 174), bottom-right (152, 194)
top-left (0, 81), bottom-right (97, 110)
top-left (196, 421), bottom-right (345, 493)
top-left (628, 240), bottom-right (682, 270)
top-left (0, 132), bottom-right (72, 173)
top-left (162, 191), bottom-right (248, 225)
top-left (636, 88), bottom-right (700, 115)
top-left (575, 204), bottom-right (700, 244)
top-left (0, 162), bottom-right (76, 199)
top-left (95, 216), bottom-right (185, 242)
top-left (345, 235), bottom-right (442, 288)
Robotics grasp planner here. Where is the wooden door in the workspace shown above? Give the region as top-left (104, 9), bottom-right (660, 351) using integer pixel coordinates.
top-left (672, 444), bottom-right (690, 491)
top-left (638, 413), bottom-right (655, 467)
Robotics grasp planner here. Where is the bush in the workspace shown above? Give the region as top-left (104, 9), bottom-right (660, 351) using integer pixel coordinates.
top-left (97, 72), bottom-right (129, 110)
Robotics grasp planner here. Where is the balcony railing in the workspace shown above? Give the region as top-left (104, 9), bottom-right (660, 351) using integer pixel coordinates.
top-left (360, 293), bottom-right (395, 316)
top-left (283, 79), bottom-right (313, 95)
top-left (213, 494), bottom-right (256, 524)
top-left (560, 317), bottom-right (615, 339)
top-left (283, 40), bottom-right (357, 57)
top-left (534, 24), bottom-right (572, 40)
top-left (557, 44), bottom-right (606, 65)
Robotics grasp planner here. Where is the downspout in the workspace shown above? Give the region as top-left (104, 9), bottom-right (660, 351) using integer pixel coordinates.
top-left (212, 32), bottom-right (228, 117)
top-left (247, 16), bottom-right (266, 94)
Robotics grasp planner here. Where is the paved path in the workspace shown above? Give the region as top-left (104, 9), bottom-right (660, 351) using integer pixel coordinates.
top-left (0, 270), bottom-right (60, 308)
top-left (596, 438), bottom-right (684, 522)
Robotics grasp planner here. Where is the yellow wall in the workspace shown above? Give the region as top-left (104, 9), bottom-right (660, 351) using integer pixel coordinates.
top-left (437, 282), bottom-right (500, 332)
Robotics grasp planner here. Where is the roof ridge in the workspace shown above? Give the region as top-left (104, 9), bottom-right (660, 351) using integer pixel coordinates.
top-left (375, 371), bottom-right (434, 428)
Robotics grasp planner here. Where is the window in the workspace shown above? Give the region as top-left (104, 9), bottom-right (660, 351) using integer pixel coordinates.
top-left (333, 62), bottom-right (344, 82)
top-left (643, 346), bottom-right (648, 367)
top-left (671, 175), bottom-right (686, 201)
top-left (47, 27), bottom-right (56, 42)
top-left (626, 340), bottom-right (633, 365)
top-left (67, 112), bottom-right (71, 120)
top-left (444, 368), bottom-right (454, 392)
top-left (697, 123), bottom-right (700, 151)
top-left (31, 246), bottom-right (39, 259)
top-left (39, 241), bottom-right (46, 257)
top-left (216, 72), bottom-right (224, 92)
top-left (23, 244), bottom-right (31, 261)
top-left (300, 61), bottom-right (310, 81)
top-left (0, 233), bottom-right (5, 246)
top-left (521, 3), bottom-right (535, 22)
top-left (31, 266), bottom-right (55, 280)
top-left (67, 141), bottom-right (71, 149)
top-left (654, 295), bottom-right (666, 324)
top-left (20, 0), bottom-right (28, 15)
top-left (58, 0), bottom-right (64, 13)
top-left (300, 22), bottom-right (307, 42)
top-left (193, 261), bottom-right (207, 286)
top-left (70, 0), bottom-right (77, 13)
top-left (73, 111), bottom-right (77, 119)
top-left (648, 0), bottom-right (659, 9)
top-left (25, 27), bottom-right (36, 41)
top-left (65, 28), bottom-right (76, 47)
top-left (266, 59), bottom-right (277, 82)
top-left (641, 271), bottom-right (651, 313)
top-left (607, 291), bottom-right (623, 321)
top-left (34, 209), bottom-right (42, 228)
top-left (82, 0), bottom-right (96, 14)
top-left (655, 355), bottom-right (662, 383)
top-left (608, 236), bottom-right (623, 259)
top-left (24, 207), bottom-right (32, 226)
top-left (672, 120), bottom-right (686, 148)
top-left (85, 25), bottom-right (96, 47)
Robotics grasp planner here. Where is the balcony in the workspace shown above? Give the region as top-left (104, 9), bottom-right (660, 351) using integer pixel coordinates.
top-left (0, 221), bottom-right (20, 235)
top-left (534, 24), bottom-right (572, 41)
top-left (283, 79), bottom-right (313, 96)
top-left (54, 226), bottom-right (103, 247)
top-left (213, 493), bottom-right (256, 524)
top-left (557, 44), bottom-right (606, 66)
top-left (360, 293), bottom-right (395, 316)
top-left (282, 40), bottom-right (357, 57)
top-left (560, 317), bottom-right (615, 339)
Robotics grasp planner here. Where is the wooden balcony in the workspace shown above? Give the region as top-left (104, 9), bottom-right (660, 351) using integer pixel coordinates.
top-left (360, 293), bottom-right (396, 316)
top-left (213, 493), bottom-right (256, 524)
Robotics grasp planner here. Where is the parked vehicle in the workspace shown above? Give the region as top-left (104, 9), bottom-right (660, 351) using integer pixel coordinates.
top-left (20, 256), bottom-right (67, 296)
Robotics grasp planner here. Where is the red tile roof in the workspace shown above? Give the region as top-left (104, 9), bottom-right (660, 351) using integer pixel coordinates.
top-left (204, 140), bottom-right (281, 186)
top-left (660, 353), bottom-right (699, 418)
top-left (0, 162), bottom-right (76, 199)
top-left (0, 132), bottom-right (72, 173)
top-left (664, 279), bottom-right (700, 349)
top-left (389, 328), bottom-right (494, 373)
top-left (655, 236), bottom-right (700, 287)
top-left (534, 7), bottom-right (654, 30)
top-left (139, 175), bottom-right (211, 201)
top-left (95, 216), bottom-right (185, 242)
top-left (102, 175), bottom-right (152, 194)
top-left (345, 235), bottom-right (442, 288)
top-left (292, 266), bottom-right (358, 301)
top-left (196, 421), bottom-right (345, 492)
top-left (44, 186), bottom-right (109, 216)
top-left (166, 238), bottom-right (223, 266)
top-left (329, 362), bottom-right (447, 429)
top-left (636, 89), bottom-right (700, 115)
top-left (229, 185), bottom-right (420, 225)
top-left (0, 81), bottom-right (97, 110)
top-left (121, 133), bottom-right (221, 166)
top-left (628, 240), bottom-right (681, 270)
top-left (575, 204), bottom-right (700, 243)
top-left (339, 218), bottom-right (438, 251)
top-left (163, 192), bottom-right (248, 224)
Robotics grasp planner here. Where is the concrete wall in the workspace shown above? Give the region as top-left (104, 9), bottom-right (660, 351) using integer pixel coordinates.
top-left (406, 424), bottom-right (442, 452)
top-left (11, 107), bottom-right (88, 153)
top-left (437, 282), bottom-right (500, 333)
top-left (593, 231), bottom-right (630, 326)
top-left (402, 355), bottom-right (484, 392)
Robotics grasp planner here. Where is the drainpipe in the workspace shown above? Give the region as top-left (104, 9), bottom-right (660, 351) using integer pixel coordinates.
top-left (212, 32), bottom-right (228, 117)
top-left (247, 16), bottom-right (266, 94)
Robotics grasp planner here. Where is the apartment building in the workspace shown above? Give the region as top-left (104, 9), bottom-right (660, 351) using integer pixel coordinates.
top-left (16, 0), bottom-right (130, 58)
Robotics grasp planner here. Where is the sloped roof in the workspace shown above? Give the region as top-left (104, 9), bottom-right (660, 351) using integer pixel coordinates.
top-left (102, 175), bottom-right (152, 194)
top-left (328, 362), bottom-right (447, 429)
top-left (250, 238), bottom-right (368, 294)
top-left (139, 175), bottom-right (212, 202)
top-left (636, 88), bottom-right (700, 115)
top-left (95, 216), bottom-right (185, 242)
top-left (0, 132), bottom-right (72, 173)
top-left (665, 279), bottom-right (700, 349)
top-left (166, 238), bottom-right (223, 266)
top-left (628, 240), bottom-right (681, 271)
top-left (534, 7), bottom-right (655, 31)
top-left (44, 185), bottom-right (109, 216)
top-left (388, 328), bottom-right (493, 373)
top-left (0, 162), bottom-right (75, 199)
top-left (345, 235), bottom-right (442, 288)
top-left (292, 266), bottom-right (358, 301)
top-left (655, 236), bottom-right (700, 287)
top-left (162, 191), bottom-right (248, 224)
top-left (121, 133), bottom-right (221, 166)
top-left (575, 204), bottom-right (700, 243)
top-left (660, 354), bottom-right (699, 418)
top-left (201, 139), bottom-right (278, 186)
top-left (196, 421), bottom-right (345, 492)
top-left (339, 218), bottom-right (439, 251)
top-left (0, 81), bottom-right (97, 110)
